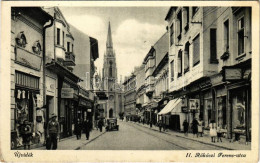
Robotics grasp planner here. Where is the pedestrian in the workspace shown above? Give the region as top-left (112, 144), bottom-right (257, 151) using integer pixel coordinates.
top-left (20, 120), bottom-right (33, 150)
top-left (98, 119), bottom-right (103, 132)
top-left (158, 120), bottom-right (162, 132)
top-left (216, 126), bottom-right (223, 142)
top-left (46, 113), bottom-right (60, 150)
top-left (149, 120), bottom-right (152, 128)
top-left (74, 118), bottom-right (82, 140)
top-left (209, 120), bottom-right (217, 143)
top-left (198, 118), bottom-right (203, 137)
top-left (191, 118), bottom-right (199, 138)
top-left (183, 119), bottom-right (189, 136)
top-left (83, 119), bottom-right (92, 140)
top-left (142, 119), bottom-right (145, 125)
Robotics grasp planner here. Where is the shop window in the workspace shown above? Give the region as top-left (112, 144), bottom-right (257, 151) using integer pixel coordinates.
top-left (217, 96), bottom-right (226, 129)
top-left (232, 91), bottom-right (246, 130)
top-left (224, 19), bottom-right (229, 52)
top-left (204, 98), bottom-right (212, 127)
top-left (57, 28), bottom-right (60, 45)
top-left (177, 50), bottom-right (182, 77)
top-left (238, 17), bottom-right (245, 55)
top-left (170, 24), bottom-right (174, 46)
top-left (170, 60), bottom-right (174, 81)
top-left (210, 28), bottom-right (218, 63)
top-left (193, 34), bottom-right (200, 67)
top-left (184, 42), bottom-right (190, 73)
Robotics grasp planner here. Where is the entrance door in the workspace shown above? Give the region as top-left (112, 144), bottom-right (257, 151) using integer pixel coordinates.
top-left (109, 109), bottom-right (113, 118)
top-left (170, 115), bottom-right (180, 131)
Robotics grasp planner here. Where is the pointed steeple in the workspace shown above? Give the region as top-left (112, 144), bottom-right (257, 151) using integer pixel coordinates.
top-left (106, 21), bottom-right (113, 48)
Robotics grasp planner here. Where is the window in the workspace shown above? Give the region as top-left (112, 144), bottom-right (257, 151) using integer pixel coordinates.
top-left (109, 61), bottom-right (113, 77)
top-left (57, 28), bottom-right (60, 45)
top-left (62, 31), bottom-right (64, 46)
top-left (170, 24), bottom-right (174, 46)
top-left (72, 44), bottom-right (74, 52)
top-left (192, 7), bottom-right (198, 17)
top-left (210, 29), bottom-right (218, 63)
top-left (238, 17), bottom-right (245, 55)
top-left (224, 20), bottom-right (229, 52)
top-left (67, 42), bottom-right (70, 52)
top-left (170, 60), bottom-right (174, 81)
top-left (177, 50), bottom-right (182, 77)
top-left (184, 42), bottom-right (190, 73)
top-left (177, 11), bottom-right (182, 40)
top-left (183, 7), bottom-right (189, 31)
top-left (193, 34), bottom-right (200, 66)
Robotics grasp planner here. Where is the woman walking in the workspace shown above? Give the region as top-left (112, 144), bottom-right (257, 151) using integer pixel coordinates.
top-left (183, 120), bottom-right (189, 136)
top-left (191, 118), bottom-right (199, 138)
top-left (209, 120), bottom-right (217, 143)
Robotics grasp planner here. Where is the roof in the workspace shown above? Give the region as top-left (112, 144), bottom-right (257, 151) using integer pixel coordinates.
top-left (165, 7), bottom-right (177, 21)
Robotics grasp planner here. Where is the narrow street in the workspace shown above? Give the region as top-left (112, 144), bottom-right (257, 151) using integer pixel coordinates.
top-left (80, 121), bottom-right (227, 150)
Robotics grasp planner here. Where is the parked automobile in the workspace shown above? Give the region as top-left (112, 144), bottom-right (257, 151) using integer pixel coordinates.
top-left (105, 118), bottom-right (119, 131)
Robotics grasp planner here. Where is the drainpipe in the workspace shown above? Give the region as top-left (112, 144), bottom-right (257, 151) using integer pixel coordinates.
top-left (43, 18), bottom-right (54, 107)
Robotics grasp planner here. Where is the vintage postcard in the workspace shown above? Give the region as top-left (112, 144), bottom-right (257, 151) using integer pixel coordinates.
top-left (0, 1), bottom-right (259, 162)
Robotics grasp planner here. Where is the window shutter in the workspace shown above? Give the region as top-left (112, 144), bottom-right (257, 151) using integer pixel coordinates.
top-left (193, 34), bottom-right (200, 66)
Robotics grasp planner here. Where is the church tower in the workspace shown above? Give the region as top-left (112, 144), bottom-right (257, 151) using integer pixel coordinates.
top-left (102, 22), bottom-right (123, 118)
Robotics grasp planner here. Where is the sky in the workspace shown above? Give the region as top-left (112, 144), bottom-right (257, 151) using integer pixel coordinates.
top-left (59, 7), bottom-right (169, 80)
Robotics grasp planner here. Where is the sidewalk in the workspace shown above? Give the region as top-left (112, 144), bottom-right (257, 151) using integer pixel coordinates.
top-left (32, 129), bottom-right (106, 150)
top-left (130, 121), bottom-right (251, 150)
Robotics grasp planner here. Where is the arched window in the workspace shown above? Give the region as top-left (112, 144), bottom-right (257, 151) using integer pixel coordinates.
top-left (177, 50), bottom-right (183, 77)
top-left (109, 61), bottom-right (113, 77)
top-left (184, 42), bottom-right (190, 73)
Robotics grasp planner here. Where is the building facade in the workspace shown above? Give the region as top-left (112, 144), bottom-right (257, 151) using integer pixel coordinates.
top-left (10, 7), bottom-right (52, 149)
top-left (102, 22), bottom-right (124, 118)
top-left (135, 65), bottom-right (146, 121)
top-left (165, 7), bottom-right (251, 142)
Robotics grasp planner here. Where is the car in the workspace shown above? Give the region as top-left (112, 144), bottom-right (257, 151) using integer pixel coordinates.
top-left (105, 118), bottom-right (119, 131)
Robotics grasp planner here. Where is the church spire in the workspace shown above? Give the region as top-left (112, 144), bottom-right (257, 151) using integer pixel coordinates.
top-left (106, 21), bottom-right (113, 48)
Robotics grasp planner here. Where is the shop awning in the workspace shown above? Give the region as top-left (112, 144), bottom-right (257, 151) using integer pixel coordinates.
top-left (158, 98), bottom-right (182, 115)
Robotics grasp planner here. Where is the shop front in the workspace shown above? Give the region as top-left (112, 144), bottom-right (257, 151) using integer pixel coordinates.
top-left (12, 71), bottom-right (43, 148)
top-left (222, 61), bottom-right (251, 142)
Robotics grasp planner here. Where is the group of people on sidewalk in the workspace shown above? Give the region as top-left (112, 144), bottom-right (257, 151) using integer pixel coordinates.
top-left (20, 113), bottom-right (106, 150)
top-left (182, 118), bottom-right (223, 143)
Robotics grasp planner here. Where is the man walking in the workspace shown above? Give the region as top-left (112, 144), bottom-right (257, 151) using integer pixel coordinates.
top-left (83, 119), bottom-right (92, 140)
top-left (46, 113), bottom-right (59, 150)
top-left (98, 119), bottom-right (103, 132)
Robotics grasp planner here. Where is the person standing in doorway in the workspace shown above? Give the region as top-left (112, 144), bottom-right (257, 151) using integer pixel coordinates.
top-left (46, 113), bottom-right (60, 150)
top-left (83, 119), bottom-right (92, 140)
top-left (149, 120), bottom-right (153, 128)
top-left (98, 119), bottom-right (103, 132)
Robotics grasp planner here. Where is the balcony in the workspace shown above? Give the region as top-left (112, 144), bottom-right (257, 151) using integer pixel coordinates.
top-left (64, 52), bottom-right (75, 66)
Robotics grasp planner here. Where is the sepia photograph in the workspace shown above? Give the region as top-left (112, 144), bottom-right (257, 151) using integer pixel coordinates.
top-left (0, 1), bottom-right (259, 162)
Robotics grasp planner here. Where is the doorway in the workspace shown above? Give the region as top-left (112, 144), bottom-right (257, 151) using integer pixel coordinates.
top-left (109, 109), bottom-right (113, 118)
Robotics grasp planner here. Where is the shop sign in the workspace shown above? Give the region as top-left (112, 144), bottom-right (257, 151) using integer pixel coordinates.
top-left (46, 77), bottom-right (56, 94)
top-left (36, 94), bottom-right (43, 108)
top-left (15, 47), bottom-right (42, 70)
top-left (223, 67), bottom-right (242, 81)
top-left (61, 88), bottom-right (74, 98)
top-left (189, 99), bottom-right (200, 110)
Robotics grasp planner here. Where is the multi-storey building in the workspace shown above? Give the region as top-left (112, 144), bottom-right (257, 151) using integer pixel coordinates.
top-left (43, 7), bottom-right (82, 138)
top-left (10, 7), bottom-right (52, 148)
top-left (135, 65), bottom-right (146, 121)
top-left (165, 7), bottom-right (251, 142)
top-left (123, 73), bottom-right (137, 121)
top-left (70, 25), bottom-right (99, 125)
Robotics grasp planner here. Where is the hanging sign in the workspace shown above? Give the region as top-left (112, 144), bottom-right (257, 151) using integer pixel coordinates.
top-left (223, 67), bottom-right (242, 81)
top-left (189, 99), bottom-right (200, 110)
top-left (61, 88), bottom-right (74, 98)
